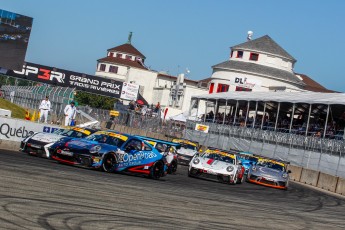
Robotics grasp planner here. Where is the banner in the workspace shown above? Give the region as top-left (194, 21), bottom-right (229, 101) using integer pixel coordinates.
top-left (120, 82), bottom-right (139, 101)
top-left (2, 62), bottom-right (124, 98)
top-left (0, 116), bottom-right (60, 142)
top-left (195, 123), bottom-right (209, 133)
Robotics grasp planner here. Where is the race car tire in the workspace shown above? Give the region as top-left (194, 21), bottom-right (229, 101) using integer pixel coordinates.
top-left (188, 167), bottom-right (201, 177)
top-left (149, 161), bottom-right (164, 180)
top-left (168, 160), bottom-right (178, 174)
top-left (102, 153), bottom-right (117, 173)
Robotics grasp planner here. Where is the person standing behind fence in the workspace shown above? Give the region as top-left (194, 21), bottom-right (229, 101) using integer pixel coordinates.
top-left (38, 96), bottom-right (51, 123)
top-left (64, 101), bottom-right (77, 126)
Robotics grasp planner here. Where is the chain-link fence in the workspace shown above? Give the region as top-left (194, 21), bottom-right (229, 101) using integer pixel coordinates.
top-left (184, 120), bottom-right (345, 178)
top-left (1, 85), bottom-right (75, 123)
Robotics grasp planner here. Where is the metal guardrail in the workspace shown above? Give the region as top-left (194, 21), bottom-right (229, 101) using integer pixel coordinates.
top-left (186, 120), bottom-right (345, 155)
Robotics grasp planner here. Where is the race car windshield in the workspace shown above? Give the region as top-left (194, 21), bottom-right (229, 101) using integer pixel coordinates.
top-left (202, 153), bottom-right (234, 164)
top-left (54, 129), bottom-right (87, 138)
top-left (240, 155), bottom-right (258, 162)
top-left (181, 144), bottom-right (197, 150)
top-left (257, 162), bottom-right (284, 171)
top-left (86, 134), bottom-right (109, 143)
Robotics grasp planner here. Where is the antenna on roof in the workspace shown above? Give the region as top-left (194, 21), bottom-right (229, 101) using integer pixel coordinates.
top-left (127, 31), bottom-right (133, 44)
top-left (247, 31), bottom-right (253, 41)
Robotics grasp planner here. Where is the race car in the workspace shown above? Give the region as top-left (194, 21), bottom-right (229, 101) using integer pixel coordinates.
top-left (238, 152), bottom-right (260, 174)
top-left (51, 131), bottom-right (168, 179)
top-left (246, 158), bottom-right (291, 190)
top-left (134, 136), bottom-right (181, 174)
top-left (20, 127), bottom-right (97, 158)
top-left (172, 138), bottom-right (199, 165)
top-left (188, 148), bottom-right (245, 184)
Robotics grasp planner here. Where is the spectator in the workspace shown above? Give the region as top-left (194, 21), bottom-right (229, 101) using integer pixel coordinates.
top-left (154, 102), bottom-right (160, 113)
top-left (38, 96), bottom-right (51, 123)
top-left (64, 101), bottom-right (77, 126)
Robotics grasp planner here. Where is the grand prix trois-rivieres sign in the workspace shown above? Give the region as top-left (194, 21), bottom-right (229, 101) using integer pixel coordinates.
top-left (2, 62), bottom-right (124, 98)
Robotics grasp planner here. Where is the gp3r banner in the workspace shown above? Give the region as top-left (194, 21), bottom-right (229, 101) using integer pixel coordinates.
top-left (2, 62), bottom-right (124, 98)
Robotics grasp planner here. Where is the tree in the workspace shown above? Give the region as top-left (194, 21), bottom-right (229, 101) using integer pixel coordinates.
top-left (75, 91), bottom-right (117, 110)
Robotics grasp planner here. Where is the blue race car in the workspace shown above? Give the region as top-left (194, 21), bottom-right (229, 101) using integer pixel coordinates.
top-left (50, 131), bottom-right (168, 179)
top-left (134, 135), bottom-right (181, 174)
top-left (238, 152), bottom-right (260, 174)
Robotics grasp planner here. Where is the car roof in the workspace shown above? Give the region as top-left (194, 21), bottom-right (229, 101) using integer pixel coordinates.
top-left (134, 135), bottom-right (181, 147)
top-left (171, 138), bottom-right (199, 146)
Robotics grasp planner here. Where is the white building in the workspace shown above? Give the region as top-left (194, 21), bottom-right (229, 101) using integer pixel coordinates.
top-left (209, 35), bottom-right (333, 93)
top-left (95, 40), bottom-right (208, 118)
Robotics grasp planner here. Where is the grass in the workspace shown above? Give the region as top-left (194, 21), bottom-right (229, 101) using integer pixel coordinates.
top-left (0, 97), bottom-right (27, 119)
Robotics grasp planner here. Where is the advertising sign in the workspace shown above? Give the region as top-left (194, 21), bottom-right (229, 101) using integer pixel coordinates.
top-left (195, 124), bottom-right (209, 133)
top-left (0, 9), bottom-right (33, 71)
top-left (0, 116), bottom-right (60, 142)
top-left (120, 82), bottom-right (139, 101)
top-left (2, 62), bottom-right (124, 98)
top-left (230, 77), bottom-right (262, 90)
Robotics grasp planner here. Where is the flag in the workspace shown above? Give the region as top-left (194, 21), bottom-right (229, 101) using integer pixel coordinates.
top-left (31, 111), bottom-right (36, 121)
top-left (25, 109), bottom-right (30, 120)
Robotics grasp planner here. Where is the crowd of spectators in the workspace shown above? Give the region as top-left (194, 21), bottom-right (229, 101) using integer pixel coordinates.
top-left (201, 110), bottom-right (345, 140)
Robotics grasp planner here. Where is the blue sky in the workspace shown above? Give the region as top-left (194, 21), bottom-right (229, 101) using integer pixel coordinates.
top-left (1, 0), bottom-right (345, 92)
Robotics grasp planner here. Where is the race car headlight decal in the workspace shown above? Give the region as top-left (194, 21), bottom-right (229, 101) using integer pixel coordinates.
top-left (193, 158), bottom-right (200, 164)
top-left (282, 173), bottom-right (288, 178)
top-left (90, 145), bottom-right (102, 154)
top-left (226, 166), bottom-right (234, 172)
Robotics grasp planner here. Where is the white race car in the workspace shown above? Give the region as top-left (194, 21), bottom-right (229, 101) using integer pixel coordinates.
top-left (188, 148), bottom-right (245, 184)
top-left (20, 127), bottom-right (97, 158)
top-left (172, 138), bottom-right (199, 165)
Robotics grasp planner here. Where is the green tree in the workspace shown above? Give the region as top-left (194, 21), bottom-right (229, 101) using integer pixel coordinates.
top-left (75, 91), bottom-right (117, 110)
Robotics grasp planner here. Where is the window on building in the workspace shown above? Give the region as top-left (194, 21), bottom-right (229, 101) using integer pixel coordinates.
top-left (230, 51), bottom-right (234, 58)
top-left (108, 52), bottom-right (114, 57)
top-left (109, 65), bottom-right (118, 73)
top-left (116, 53), bottom-right (122, 58)
top-left (249, 53), bottom-right (259, 61)
top-left (236, 51), bottom-right (243, 58)
top-left (209, 83), bottom-right (214, 94)
top-left (216, 83), bottom-right (229, 93)
top-left (126, 55), bottom-right (132, 60)
top-left (236, 86), bottom-right (252, 91)
top-left (99, 64), bottom-right (106, 71)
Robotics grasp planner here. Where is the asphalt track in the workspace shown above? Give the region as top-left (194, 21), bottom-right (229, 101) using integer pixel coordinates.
top-left (0, 150), bottom-right (345, 230)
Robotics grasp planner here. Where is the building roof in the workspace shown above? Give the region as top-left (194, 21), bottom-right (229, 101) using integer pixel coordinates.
top-left (191, 91), bottom-right (344, 105)
top-left (212, 60), bottom-right (305, 86)
top-left (297, 73), bottom-right (335, 93)
top-left (107, 43), bottom-right (146, 59)
top-left (97, 56), bottom-right (148, 70)
top-left (231, 35), bottom-right (296, 62)
top-left (157, 73), bottom-right (199, 84)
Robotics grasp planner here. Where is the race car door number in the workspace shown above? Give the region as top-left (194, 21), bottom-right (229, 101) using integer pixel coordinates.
top-left (60, 150), bottom-right (73, 156)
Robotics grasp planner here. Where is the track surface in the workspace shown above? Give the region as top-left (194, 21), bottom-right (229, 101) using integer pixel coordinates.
top-left (0, 150), bottom-right (345, 230)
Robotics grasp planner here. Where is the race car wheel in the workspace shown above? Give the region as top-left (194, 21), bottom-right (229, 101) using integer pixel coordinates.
top-left (150, 161), bottom-right (164, 179)
top-left (188, 168), bottom-right (201, 177)
top-left (102, 153), bottom-right (117, 173)
top-left (168, 160), bottom-right (178, 174)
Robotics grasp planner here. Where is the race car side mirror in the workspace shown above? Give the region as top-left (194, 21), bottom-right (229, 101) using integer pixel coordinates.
top-left (287, 170), bottom-right (292, 174)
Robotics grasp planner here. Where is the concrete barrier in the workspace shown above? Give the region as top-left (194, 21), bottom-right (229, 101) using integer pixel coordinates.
top-left (335, 178), bottom-right (345, 195)
top-left (300, 168), bottom-right (320, 186)
top-left (287, 165), bottom-right (302, 182)
top-left (0, 139), bottom-right (21, 151)
top-left (316, 172), bottom-right (338, 192)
